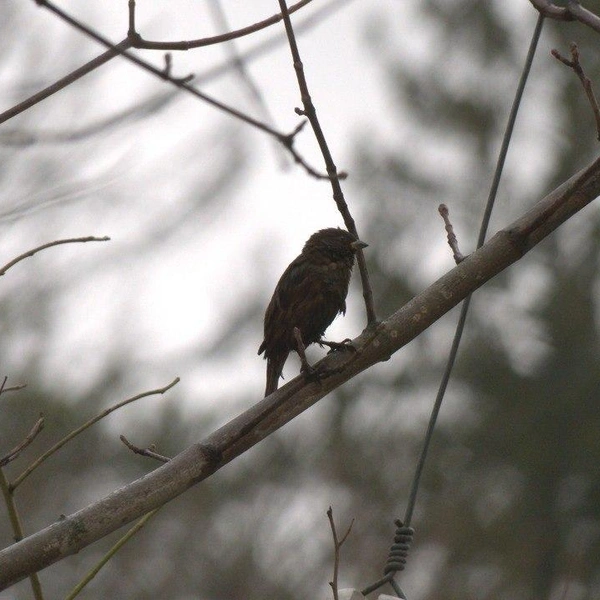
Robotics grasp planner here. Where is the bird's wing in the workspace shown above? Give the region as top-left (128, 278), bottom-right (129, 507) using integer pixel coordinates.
top-left (272, 255), bottom-right (315, 311)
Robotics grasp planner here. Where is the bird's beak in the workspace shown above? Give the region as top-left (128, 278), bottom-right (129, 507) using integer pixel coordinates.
top-left (351, 239), bottom-right (368, 251)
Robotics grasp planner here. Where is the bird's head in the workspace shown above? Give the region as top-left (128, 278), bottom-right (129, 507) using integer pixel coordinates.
top-left (303, 227), bottom-right (368, 259)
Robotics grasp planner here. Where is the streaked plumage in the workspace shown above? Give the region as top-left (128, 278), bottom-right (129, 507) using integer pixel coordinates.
top-left (258, 228), bottom-right (367, 396)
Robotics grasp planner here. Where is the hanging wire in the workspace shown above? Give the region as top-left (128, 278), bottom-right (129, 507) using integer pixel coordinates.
top-left (361, 11), bottom-right (546, 598)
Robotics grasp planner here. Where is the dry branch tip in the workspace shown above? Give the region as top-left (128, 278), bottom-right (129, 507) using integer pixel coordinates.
top-left (438, 204), bottom-right (465, 264)
top-left (120, 435), bottom-right (170, 463)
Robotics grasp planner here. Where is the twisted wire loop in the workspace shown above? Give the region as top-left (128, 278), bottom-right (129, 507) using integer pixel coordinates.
top-left (383, 520), bottom-right (414, 576)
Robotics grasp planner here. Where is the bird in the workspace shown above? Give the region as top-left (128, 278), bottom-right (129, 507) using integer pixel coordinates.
top-left (258, 227), bottom-right (368, 396)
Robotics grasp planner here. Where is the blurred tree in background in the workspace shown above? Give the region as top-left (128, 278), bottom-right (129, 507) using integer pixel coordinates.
top-left (1, 1), bottom-right (600, 599)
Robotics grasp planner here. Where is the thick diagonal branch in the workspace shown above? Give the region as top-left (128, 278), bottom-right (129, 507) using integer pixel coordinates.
top-left (1, 156), bottom-right (600, 589)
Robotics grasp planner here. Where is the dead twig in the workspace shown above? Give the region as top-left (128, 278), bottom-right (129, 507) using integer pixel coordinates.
top-left (438, 204), bottom-right (465, 264)
top-left (127, 0), bottom-right (315, 50)
top-left (0, 468), bottom-right (44, 599)
top-left (327, 506), bottom-right (354, 600)
top-left (552, 43), bottom-right (600, 140)
top-left (0, 236), bottom-right (110, 277)
top-left (0, 40), bottom-right (132, 126)
top-left (0, 416), bottom-right (45, 468)
top-left (120, 435), bottom-right (170, 463)
top-left (0, 378), bottom-right (27, 396)
top-left (10, 377), bottom-right (179, 491)
top-left (33, 0), bottom-right (331, 181)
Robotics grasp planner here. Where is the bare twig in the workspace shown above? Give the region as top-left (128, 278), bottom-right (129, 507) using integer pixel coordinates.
top-left (32, 0), bottom-right (328, 180)
top-left (0, 377), bottom-right (27, 396)
top-left (120, 435), bottom-right (170, 463)
top-left (0, 416), bottom-right (45, 468)
top-left (438, 204), bottom-right (465, 264)
top-left (0, 469), bottom-right (44, 599)
top-left (161, 53), bottom-right (193, 83)
top-left (64, 507), bottom-right (161, 600)
top-left (0, 39), bottom-right (133, 125)
top-left (276, 0), bottom-right (377, 324)
top-left (0, 236), bottom-right (110, 277)
top-left (552, 43), bottom-right (600, 140)
top-left (1, 0), bottom-right (315, 126)
top-left (10, 378), bottom-right (179, 491)
top-left (127, 0), bottom-right (314, 50)
top-left (3, 0), bottom-right (356, 145)
top-left (327, 507), bottom-right (354, 600)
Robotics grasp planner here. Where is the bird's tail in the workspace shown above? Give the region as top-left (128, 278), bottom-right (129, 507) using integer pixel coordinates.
top-left (265, 351), bottom-right (289, 397)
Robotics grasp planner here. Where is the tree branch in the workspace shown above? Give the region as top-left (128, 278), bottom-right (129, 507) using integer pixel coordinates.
top-left (0, 237), bottom-right (110, 277)
top-left (529, 0), bottom-right (600, 33)
top-left (0, 416), bottom-right (45, 468)
top-left (1, 156), bottom-right (600, 588)
top-left (128, 0), bottom-right (315, 50)
top-left (10, 378), bottom-right (179, 491)
top-left (0, 40), bottom-right (132, 126)
top-left (32, 0), bottom-right (329, 179)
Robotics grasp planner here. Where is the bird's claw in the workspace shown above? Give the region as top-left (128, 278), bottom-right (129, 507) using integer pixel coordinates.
top-left (319, 338), bottom-right (356, 354)
top-left (300, 361), bottom-right (321, 385)
top-left (300, 361), bottom-right (343, 385)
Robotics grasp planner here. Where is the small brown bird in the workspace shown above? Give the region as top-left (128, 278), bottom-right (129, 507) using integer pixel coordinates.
top-left (258, 227), bottom-right (368, 396)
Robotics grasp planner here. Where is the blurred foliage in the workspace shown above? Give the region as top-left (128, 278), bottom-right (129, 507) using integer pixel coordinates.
top-left (2, 1), bottom-right (600, 600)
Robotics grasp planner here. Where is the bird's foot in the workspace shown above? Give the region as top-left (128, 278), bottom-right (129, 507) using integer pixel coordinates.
top-left (319, 338), bottom-right (356, 354)
top-left (300, 360), bottom-right (321, 383)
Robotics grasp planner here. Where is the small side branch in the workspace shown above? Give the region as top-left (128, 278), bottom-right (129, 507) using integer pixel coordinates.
top-left (327, 506), bottom-right (354, 600)
top-left (0, 468), bottom-right (44, 599)
top-left (127, 0), bottom-right (315, 50)
top-left (0, 377), bottom-right (26, 397)
top-left (0, 40), bottom-right (132, 126)
top-left (552, 43), bottom-right (600, 140)
top-left (10, 377), bottom-right (179, 491)
top-left (120, 435), bottom-right (170, 463)
top-left (438, 204), bottom-right (465, 264)
top-left (0, 416), bottom-right (45, 468)
top-left (32, 0), bottom-right (328, 180)
top-left (64, 506), bottom-right (161, 600)
top-left (0, 236), bottom-right (110, 277)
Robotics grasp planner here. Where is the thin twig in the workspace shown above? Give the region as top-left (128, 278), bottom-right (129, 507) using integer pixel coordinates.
top-left (0, 468), bottom-right (45, 599)
top-left (120, 435), bottom-right (170, 463)
top-left (2, 0), bottom-right (356, 145)
top-left (0, 236), bottom-right (110, 277)
top-left (0, 416), bottom-right (45, 468)
top-left (10, 378), bottom-right (179, 491)
top-left (438, 204), bottom-right (465, 264)
top-left (0, 39), bottom-right (133, 125)
top-left (552, 43), bottom-right (600, 140)
top-left (33, 0), bottom-right (327, 180)
top-left (64, 507), bottom-right (161, 600)
top-left (326, 507), bottom-right (354, 600)
top-left (276, 0), bottom-right (377, 324)
top-left (35, 1), bottom-right (277, 135)
top-left (128, 0), bottom-right (314, 50)
top-left (1, 0), bottom-right (314, 127)
top-left (0, 381), bottom-right (27, 396)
